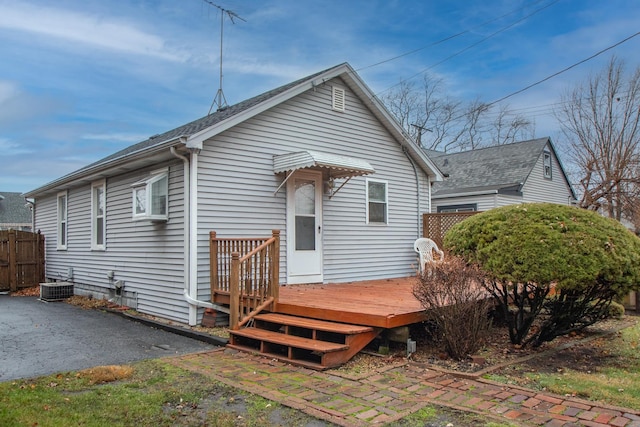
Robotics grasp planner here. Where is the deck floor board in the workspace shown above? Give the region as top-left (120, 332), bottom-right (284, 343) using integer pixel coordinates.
top-left (276, 276), bottom-right (425, 329)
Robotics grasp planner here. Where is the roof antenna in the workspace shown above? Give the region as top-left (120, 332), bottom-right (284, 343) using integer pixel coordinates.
top-left (202, 1), bottom-right (246, 114)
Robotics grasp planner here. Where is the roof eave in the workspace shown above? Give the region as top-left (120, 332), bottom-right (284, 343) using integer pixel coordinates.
top-left (24, 139), bottom-right (184, 198)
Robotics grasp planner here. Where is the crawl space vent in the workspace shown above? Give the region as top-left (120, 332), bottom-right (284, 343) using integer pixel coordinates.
top-left (40, 282), bottom-right (74, 301)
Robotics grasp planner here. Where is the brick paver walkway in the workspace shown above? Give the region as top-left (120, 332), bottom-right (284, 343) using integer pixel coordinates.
top-left (168, 348), bottom-right (640, 427)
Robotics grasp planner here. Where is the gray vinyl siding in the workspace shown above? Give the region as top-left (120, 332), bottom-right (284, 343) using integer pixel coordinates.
top-left (34, 161), bottom-right (190, 323)
top-left (522, 146), bottom-right (574, 205)
top-left (196, 77), bottom-right (429, 292)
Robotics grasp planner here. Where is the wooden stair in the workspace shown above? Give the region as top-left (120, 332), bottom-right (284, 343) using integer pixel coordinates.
top-left (228, 313), bottom-right (381, 370)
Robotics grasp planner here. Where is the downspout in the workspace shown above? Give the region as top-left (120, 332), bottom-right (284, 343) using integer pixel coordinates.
top-left (170, 146), bottom-right (228, 326)
top-left (402, 147), bottom-right (421, 237)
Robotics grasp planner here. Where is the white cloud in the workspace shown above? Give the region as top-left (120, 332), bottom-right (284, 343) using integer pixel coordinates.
top-left (0, 81), bottom-right (19, 103)
top-left (0, 2), bottom-right (188, 62)
top-left (0, 137), bottom-right (32, 155)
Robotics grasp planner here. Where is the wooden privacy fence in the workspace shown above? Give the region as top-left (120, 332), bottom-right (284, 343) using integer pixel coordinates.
top-left (422, 212), bottom-right (479, 248)
top-left (0, 230), bottom-right (45, 292)
top-left (210, 230), bottom-right (280, 330)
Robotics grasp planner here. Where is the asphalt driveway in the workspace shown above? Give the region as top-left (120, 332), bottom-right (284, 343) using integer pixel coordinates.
top-left (0, 296), bottom-right (217, 382)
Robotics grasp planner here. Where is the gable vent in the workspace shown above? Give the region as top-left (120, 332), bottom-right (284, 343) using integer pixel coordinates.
top-left (332, 86), bottom-right (345, 112)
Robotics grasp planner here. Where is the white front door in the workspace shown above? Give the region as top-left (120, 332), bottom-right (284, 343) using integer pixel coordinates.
top-left (286, 171), bottom-right (323, 284)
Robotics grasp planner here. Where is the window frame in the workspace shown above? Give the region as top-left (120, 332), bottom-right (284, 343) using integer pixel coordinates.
top-left (91, 180), bottom-right (106, 250)
top-left (437, 203), bottom-right (477, 213)
top-left (131, 168), bottom-right (169, 222)
top-left (543, 151), bottom-right (552, 179)
top-left (56, 191), bottom-right (68, 250)
top-left (366, 178), bottom-right (389, 224)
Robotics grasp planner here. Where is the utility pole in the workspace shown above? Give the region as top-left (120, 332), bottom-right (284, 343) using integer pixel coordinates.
top-left (411, 123), bottom-right (432, 147)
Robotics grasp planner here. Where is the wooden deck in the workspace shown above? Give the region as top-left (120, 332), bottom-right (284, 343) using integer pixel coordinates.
top-left (275, 276), bottom-right (426, 329)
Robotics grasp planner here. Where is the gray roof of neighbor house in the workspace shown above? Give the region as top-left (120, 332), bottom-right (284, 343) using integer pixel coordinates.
top-left (25, 63), bottom-right (442, 197)
top-left (0, 192), bottom-right (32, 226)
top-left (429, 137), bottom-right (575, 198)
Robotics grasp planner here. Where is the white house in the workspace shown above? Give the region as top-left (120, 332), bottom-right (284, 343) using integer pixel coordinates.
top-left (25, 63), bottom-right (444, 326)
top-left (427, 137), bottom-right (576, 212)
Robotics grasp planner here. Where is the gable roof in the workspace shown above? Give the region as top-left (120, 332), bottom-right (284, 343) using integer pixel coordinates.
top-left (26, 63), bottom-right (442, 197)
top-left (0, 192), bottom-right (32, 226)
top-left (429, 137), bottom-right (576, 198)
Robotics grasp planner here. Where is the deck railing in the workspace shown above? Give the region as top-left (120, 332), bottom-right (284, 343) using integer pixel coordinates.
top-left (210, 230), bottom-right (280, 330)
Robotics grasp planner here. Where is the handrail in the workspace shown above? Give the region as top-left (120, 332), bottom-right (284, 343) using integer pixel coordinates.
top-left (210, 230), bottom-right (280, 330)
top-left (239, 237), bottom-right (276, 263)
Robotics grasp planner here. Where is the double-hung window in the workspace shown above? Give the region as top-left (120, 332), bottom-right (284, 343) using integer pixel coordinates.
top-left (543, 151), bottom-right (552, 179)
top-left (91, 180), bottom-right (106, 250)
top-left (366, 179), bottom-right (388, 224)
top-left (57, 191), bottom-right (68, 250)
top-left (132, 169), bottom-right (168, 221)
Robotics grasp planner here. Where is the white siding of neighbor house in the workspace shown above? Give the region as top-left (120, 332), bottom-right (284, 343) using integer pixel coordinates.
top-left (522, 145), bottom-right (574, 205)
top-left (34, 161), bottom-right (191, 323)
top-left (195, 77), bottom-right (431, 296)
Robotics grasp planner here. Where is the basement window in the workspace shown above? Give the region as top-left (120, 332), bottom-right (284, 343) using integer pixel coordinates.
top-left (131, 169), bottom-right (168, 221)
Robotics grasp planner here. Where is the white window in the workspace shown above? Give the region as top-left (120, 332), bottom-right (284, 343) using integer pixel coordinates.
top-left (366, 179), bottom-right (388, 224)
top-left (57, 191), bottom-right (68, 250)
top-left (332, 86), bottom-right (345, 112)
top-left (91, 180), bottom-right (106, 250)
top-left (543, 151), bottom-right (552, 179)
top-left (437, 204), bottom-right (477, 213)
top-left (132, 169), bottom-right (168, 221)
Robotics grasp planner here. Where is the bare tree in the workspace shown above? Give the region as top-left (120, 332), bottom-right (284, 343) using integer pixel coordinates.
top-left (490, 104), bottom-right (535, 146)
top-left (556, 56), bottom-right (640, 224)
top-left (383, 73), bottom-right (535, 152)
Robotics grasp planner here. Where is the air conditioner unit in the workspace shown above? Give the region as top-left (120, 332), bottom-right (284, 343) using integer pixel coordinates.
top-left (40, 282), bottom-right (74, 301)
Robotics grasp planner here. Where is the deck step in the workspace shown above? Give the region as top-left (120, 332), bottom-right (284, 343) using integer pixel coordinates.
top-left (253, 313), bottom-right (373, 335)
top-left (230, 328), bottom-right (348, 353)
top-left (228, 313), bottom-right (382, 370)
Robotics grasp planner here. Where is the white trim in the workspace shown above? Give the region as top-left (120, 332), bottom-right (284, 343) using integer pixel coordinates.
top-left (56, 190), bottom-right (68, 250)
top-left (543, 150), bottom-right (552, 179)
top-left (332, 86), bottom-right (346, 112)
top-left (131, 168), bottom-right (169, 222)
top-left (91, 179), bottom-right (106, 250)
top-left (189, 150), bottom-right (199, 325)
top-left (366, 178), bottom-right (389, 225)
top-left (286, 170), bottom-right (324, 285)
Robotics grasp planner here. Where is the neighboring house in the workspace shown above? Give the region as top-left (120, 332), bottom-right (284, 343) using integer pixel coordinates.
top-left (427, 137), bottom-right (576, 212)
top-left (25, 63), bottom-right (444, 325)
top-left (0, 192), bottom-right (33, 231)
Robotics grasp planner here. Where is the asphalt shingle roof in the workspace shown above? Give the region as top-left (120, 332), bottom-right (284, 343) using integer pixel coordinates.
top-left (73, 64), bottom-right (344, 176)
top-left (430, 137), bottom-right (550, 195)
top-left (0, 192), bottom-right (32, 225)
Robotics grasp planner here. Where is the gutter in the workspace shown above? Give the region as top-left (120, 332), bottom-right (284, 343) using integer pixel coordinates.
top-left (170, 145), bottom-right (228, 326)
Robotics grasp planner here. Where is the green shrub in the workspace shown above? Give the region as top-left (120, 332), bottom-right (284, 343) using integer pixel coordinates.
top-left (606, 301), bottom-right (626, 319)
top-left (444, 203), bottom-right (640, 347)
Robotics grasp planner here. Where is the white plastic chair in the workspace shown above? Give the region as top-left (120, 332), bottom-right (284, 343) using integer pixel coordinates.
top-left (414, 238), bottom-right (445, 273)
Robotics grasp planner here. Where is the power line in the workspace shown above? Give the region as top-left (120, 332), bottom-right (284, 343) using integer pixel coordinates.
top-left (356, 0), bottom-right (551, 73)
top-left (374, 0), bottom-right (561, 97)
top-left (485, 31), bottom-right (640, 108)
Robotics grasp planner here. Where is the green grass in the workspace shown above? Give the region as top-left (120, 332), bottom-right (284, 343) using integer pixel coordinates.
top-left (486, 318), bottom-right (640, 409)
top-left (390, 404), bottom-right (517, 427)
top-left (0, 360), bottom-right (316, 427)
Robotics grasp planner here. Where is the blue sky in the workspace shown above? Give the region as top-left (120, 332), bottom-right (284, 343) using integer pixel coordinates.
top-left (1, 0), bottom-right (638, 193)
